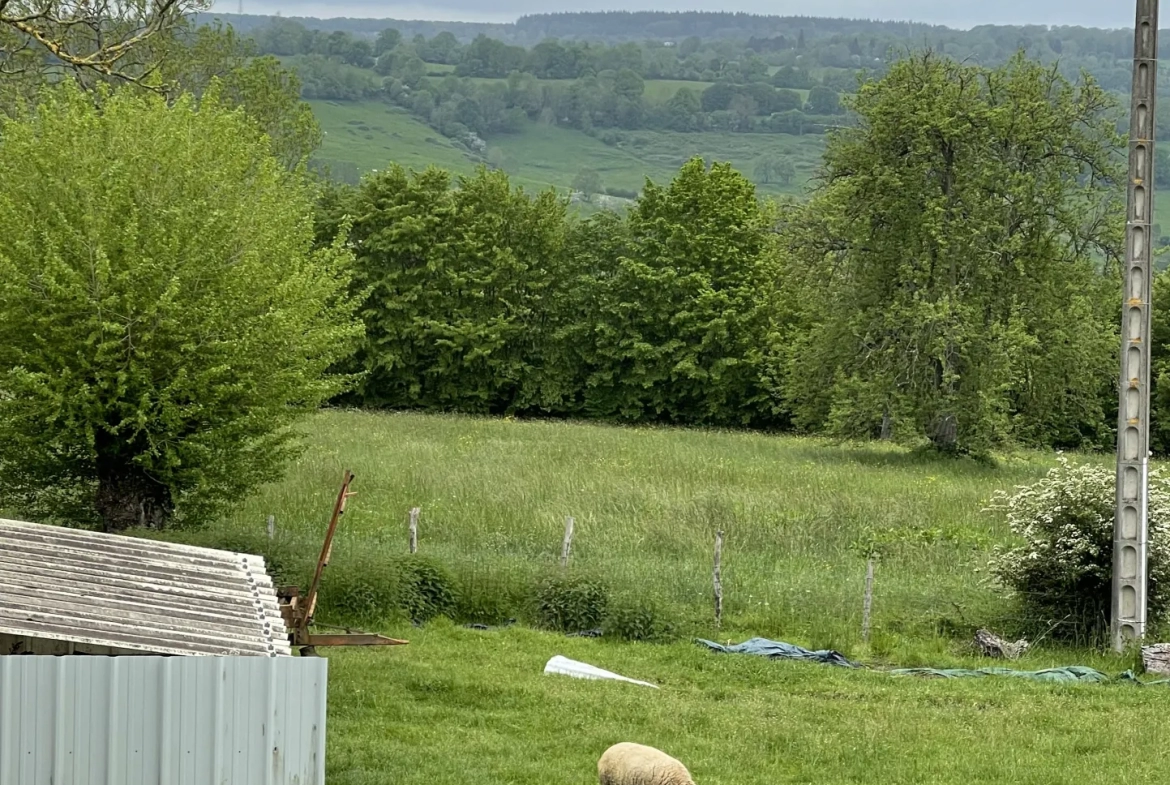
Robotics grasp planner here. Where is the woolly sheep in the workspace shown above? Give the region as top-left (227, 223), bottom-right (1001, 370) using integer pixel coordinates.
top-left (598, 742), bottom-right (697, 785)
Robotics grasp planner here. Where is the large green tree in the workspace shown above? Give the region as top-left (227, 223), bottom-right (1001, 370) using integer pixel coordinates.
top-left (781, 52), bottom-right (1123, 453)
top-left (0, 83), bottom-right (361, 530)
top-left (324, 165), bottom-right (567, 413)
top-left (570, 158), bottom-right (782, 426)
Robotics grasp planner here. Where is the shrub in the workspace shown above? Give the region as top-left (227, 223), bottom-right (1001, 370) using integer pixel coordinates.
top-left (317, 553), bottom-right (460, 626)
top-left (397, 555), bottom-right (461, 623)
top-left (603, 599), bottom-right (677, 642)
top-left (532, 573), bottom-right (610, 633)
top-left (987, 456), bottom-right (1170, 643)
top-left (317, 553), bottom-right (408, 626)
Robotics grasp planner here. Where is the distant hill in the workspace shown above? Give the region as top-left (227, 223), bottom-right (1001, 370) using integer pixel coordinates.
top-left (193, 10), bottom-right (1073, 45)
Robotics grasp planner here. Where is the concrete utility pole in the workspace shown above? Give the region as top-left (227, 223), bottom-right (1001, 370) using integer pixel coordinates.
top-left (1114, 0), bottom-right (1160, 651)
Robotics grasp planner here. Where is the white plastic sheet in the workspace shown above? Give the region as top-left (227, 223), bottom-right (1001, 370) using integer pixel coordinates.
top-left (543, 655), bottom-right (659, 688)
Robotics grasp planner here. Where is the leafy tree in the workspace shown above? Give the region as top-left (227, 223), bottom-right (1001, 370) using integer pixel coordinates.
top-left (577, 158), bottom-right (781, 426)
top-left (613, 68), bottom-right (645, 100)
top-left (663, 86), bottom-right (702, 131)
top-left (572, 167), bottom-right (604, 200)
top-left (216, 56), bottom-right (322, 169)
top-left (328, 165), bottom-right (567, 413)
top-left (375, 27), bottom-right (402, 56)
top-left (805, 85), bottom-right (842, 115)
top-left (781, 53), bottom-right (1122, 454)
top-left (0, 83), bottom-right (361, 530)
top-left (771, 66), bottom-right (815, 89)
top-left (700, 81), bottom-right (735, 112)
top-left (753, 155), bottom-right (795, 185)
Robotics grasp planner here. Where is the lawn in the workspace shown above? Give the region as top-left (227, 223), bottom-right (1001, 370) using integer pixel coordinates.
top-left (323, 622), bottom-right (1167, 785)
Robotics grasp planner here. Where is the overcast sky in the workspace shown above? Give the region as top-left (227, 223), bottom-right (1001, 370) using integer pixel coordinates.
top-left (210, 0), bottom-right (1136, 30)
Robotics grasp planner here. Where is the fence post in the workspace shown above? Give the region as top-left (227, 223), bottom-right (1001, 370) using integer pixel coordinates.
top-left (266, 515), bottom-right (275, 540)
top-left (561, 516), bottom-right (575, 568)
top-left (714, 530), bottom-right (724, 629)
top-left (409, 507), bottom-right (419, 554)
top-left (861, 557), bottom-right (875, 643)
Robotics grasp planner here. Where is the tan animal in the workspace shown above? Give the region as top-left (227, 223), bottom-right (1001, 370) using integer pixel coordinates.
top-left (598, 742), bottom-right (697, 785)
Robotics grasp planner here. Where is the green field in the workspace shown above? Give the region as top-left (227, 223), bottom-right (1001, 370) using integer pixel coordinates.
top-left (308, 98), bottom-right (827, 198)
top-left (324, 626), bottom-right (1168, 785)
top-left (309, 100), bottom-right (481, 183)
top-left (192, 410), bottom-right (1063, 647)
top-left (160, 410), bottom-right (1170, 785)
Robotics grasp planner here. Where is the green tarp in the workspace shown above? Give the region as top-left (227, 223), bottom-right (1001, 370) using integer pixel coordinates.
top-left (697, 637), bottom-right (1170, 686)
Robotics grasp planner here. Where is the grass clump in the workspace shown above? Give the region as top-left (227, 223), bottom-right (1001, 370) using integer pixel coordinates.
top-left (532, 573), bottom-right (610, 633)
top-left (603, 597), bottom-right (678, 642)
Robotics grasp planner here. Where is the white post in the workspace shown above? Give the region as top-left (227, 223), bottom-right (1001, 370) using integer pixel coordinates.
top-left (560, 516), bottom-right (575, 568)
top-left (713, 530), bottom-right (724, 629)
top-left (861, 557), bottom-right (875, 643)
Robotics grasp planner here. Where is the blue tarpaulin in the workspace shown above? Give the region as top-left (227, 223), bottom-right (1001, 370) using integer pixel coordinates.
top-left (696, 637), bottom-right (1170, 685)
top-left (696, 637), bottom-right (861, 668)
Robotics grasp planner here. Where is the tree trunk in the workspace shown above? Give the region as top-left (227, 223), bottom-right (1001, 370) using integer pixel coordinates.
top-left (95, 461), bottom-right (173, 531)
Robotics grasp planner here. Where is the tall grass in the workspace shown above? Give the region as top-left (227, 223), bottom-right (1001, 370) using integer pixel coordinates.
top-left (186, 409), bottom-right (1062, 649)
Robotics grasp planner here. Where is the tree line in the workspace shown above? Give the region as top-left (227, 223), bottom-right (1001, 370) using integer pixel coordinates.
top-left (231, 13), bottom-right (1152, 98)
top-left (315, 53), bottom-right (1163, 459)
top-left (379, 68), bottom-right (847, 145)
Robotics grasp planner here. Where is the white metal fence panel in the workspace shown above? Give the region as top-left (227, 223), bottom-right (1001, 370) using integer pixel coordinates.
top-left (0, 656), bottom-right (327, 785)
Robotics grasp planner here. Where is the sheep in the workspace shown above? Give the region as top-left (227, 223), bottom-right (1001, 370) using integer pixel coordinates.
top-left (598, 742), bottom-right (697, 785)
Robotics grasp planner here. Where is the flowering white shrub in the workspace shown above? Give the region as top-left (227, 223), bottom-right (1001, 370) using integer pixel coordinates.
top-left (986, 456), bottom-right (1170, 641)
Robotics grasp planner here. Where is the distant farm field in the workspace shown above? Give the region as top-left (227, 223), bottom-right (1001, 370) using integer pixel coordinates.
top-left (308, 97), bottom-right (828, 198)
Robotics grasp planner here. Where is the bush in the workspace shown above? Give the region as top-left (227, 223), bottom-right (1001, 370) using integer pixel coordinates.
top-left (317, 553), bottom-right (460, 626)
top-left (603, 186), bottom-right (639, 199)
top-left (603, 599), bottom-right (676, 642)
top-left (317, 553), bottom-right (407, 626)
top-left (987, 456), bottom-right (1170, 643)
top-left (397, 555), bottom-right (461, 623)
top-left (532, 573), bottom-right (610, 633)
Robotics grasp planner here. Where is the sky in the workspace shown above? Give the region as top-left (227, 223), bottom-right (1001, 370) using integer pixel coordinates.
top-left (210, 0), bottom-right (1136, 30)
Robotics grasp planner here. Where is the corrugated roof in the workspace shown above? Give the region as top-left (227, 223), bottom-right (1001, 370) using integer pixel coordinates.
top-left (0, 518), bottom-right (291, 657)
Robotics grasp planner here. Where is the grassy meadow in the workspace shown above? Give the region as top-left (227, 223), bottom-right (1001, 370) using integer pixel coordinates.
top-left (188, 409), bottom-right (1065, 648)
top-left (148, 410), bottom-right (1170, 784)
top-left (307, 96), bottom-right (827, 198)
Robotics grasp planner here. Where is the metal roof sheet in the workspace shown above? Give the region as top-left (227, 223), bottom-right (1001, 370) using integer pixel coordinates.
top-left (0, 518), bottom-right (291, 657)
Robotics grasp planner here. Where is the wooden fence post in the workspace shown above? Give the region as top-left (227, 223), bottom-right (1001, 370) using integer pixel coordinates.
top-left (409, 507), bottom-right (419, 554)
top-left (861, 557), bottom-right (875, 643)
top-left (714, 530), bottom-right (724, 629)
top-left (560, 516), bottom-right (575, 568)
